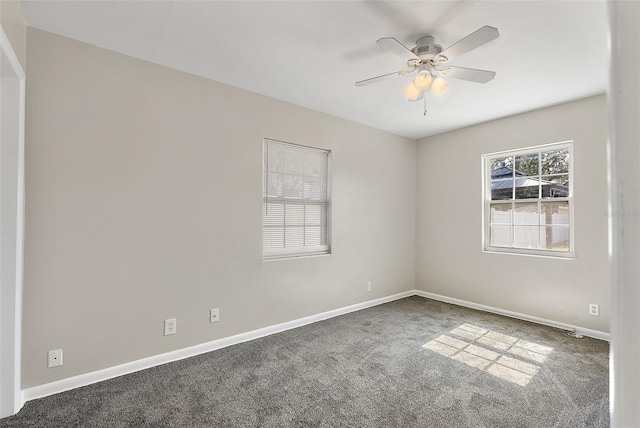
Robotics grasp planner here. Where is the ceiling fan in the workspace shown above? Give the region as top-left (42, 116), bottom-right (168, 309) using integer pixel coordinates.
top-left (355, 26), bottom-right (499, 102)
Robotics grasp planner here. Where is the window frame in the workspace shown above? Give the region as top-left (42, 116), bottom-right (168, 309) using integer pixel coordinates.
top-left (262, 138), bottom-right (331, 261)
top-left (482, 141), bottom-right (574, 258)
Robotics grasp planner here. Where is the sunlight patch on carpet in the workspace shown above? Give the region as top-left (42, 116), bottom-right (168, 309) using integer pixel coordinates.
top-left (422, 324), bottom-right (553, 387)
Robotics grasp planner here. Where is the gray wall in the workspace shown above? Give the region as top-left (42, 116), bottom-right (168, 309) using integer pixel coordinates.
top-left (416, 94), bottom-right (610, 333)
top-left (23, 28), bottom-right (416, 388)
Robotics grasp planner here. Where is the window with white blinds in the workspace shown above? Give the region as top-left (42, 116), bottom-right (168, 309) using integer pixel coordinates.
top-left (262, 139), bottom-right (330, 259)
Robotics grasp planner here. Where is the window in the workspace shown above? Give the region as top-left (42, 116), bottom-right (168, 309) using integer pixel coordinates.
top-left (483, 142), bottom-right (573, 257)
top-left (262, 139), bottom-right (330, 259)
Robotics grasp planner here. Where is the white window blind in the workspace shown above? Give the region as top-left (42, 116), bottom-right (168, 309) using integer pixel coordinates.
top-left (262, 139), bottom-right (330, 259)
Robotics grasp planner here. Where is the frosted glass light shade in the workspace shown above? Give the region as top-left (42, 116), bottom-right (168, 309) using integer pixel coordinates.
top-left (413, 70), bottom-right (433, 90)
top-left (403, 81), bottom-right (422, 100)
top-left (431, 77), bottom-right (448, 95)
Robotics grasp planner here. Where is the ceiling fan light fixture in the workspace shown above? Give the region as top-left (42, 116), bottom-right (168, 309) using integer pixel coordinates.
top-left (431, 76), bottom-right (448, 95)
top-left (413, 70), bottom-right (433, 90)
top-left (356, 26), bottom-right (499, 106)
top-left (403, 81), bottom-right (422, 100)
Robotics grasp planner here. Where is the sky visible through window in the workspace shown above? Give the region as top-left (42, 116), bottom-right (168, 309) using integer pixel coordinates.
top-left (422, 323), bottom-right (553, 386)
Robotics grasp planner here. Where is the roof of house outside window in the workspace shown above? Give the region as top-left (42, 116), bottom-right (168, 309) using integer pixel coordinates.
top-left (490, 167), bottom-right (568, 197)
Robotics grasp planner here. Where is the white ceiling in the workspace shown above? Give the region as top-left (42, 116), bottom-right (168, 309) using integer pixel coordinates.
top-left (21, 1), bottom-right (608, 139)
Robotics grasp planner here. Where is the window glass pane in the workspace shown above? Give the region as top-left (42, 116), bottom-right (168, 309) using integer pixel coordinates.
top-left (514, 177), bottom-right (540, 199)
top-left (541, 175), bottom-right (569, 198)
top-left (285, 226), bottom-right (304, 247)
top-left (541, 149), bottom-right (569, 175)
top-left (283, 175), bottom-right (303, 199)
top-left (514, 203), bottom-right (538, 225)
top-left (490, 156), bottom-right (513, 174)
top-left (490, 203), bottom-right (512, 224)
top-left (514, 226), bottom-right (540, 249)
top-left (305, 204), bottom-right (321, 225)
top-left (303, 153), bottom-right (325, 177)
top-left (541, 202), bottom-right (569, 225)
top-left (267, 148), bottom-right (284, 173)
top-left (285, 204), bottom-right (304, 225)
top-left (263, 227), bottom-right (284, 248)
top-left (305, 226), bottom-right (322, 246)
top-left (266, 172), bottom-right (283, 197)
top-left (304, 177), bottom-right (324, 200)
top-left (319, 225), bottom-right (328, 244)
top-left (264, 203), bottom-right (284, 226)
top-left (283, 148), bottom-right (303, 175)
top-left (515, 153), bottom-right (539, 176)
top-left (540, 226), bottom-right (570, 251)
top-left (490, 225), bottom-right (511, 247)
top-left (491, 179), bottom-right (513, 200)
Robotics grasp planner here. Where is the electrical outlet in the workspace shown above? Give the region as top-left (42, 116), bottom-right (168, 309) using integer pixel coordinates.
top-left (589, 304), bottom-right (599, 316)
top-left (210, 308), bottom-right (219, 323)
top-left (164, 318), bottom-right (177, 335)
top-left (366, 281), bottom-right (372, 292)
top-left (48, 349), bottom-right (63, 368)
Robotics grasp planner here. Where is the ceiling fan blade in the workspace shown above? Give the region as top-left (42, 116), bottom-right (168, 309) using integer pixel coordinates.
top-left (440, 66), bottom-right (496, 83)
top-left (355, 67), bottom-right (416, 86)
top-left (377, 37), bottom-right (420, 61)
top-left (438, 26), bottom-right (499, 62)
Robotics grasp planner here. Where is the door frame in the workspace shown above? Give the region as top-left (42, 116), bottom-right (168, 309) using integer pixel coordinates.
top-left (0, 24), bottom-right (26, 418)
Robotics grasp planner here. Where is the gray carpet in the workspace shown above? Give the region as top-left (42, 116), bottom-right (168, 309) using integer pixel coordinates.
top-left (1, 296), bottom-right (609, 427)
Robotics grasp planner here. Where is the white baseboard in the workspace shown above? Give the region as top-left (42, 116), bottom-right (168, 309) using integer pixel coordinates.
top-left (413, 290), bottom-right (611, 342)
top-left (21, 290), bottom-right (414, 404)
top-left (22, 288), bottom-right (609, 406)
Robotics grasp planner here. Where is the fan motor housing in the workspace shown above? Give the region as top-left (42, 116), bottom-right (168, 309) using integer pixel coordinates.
top-left (413, 36), bottom-right (443, 61)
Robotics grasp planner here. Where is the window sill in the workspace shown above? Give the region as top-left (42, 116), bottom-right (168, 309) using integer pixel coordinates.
top-left (262, 252), bottom-right (332, 262)
top-left (483, 248), bottom-right (575, 260)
